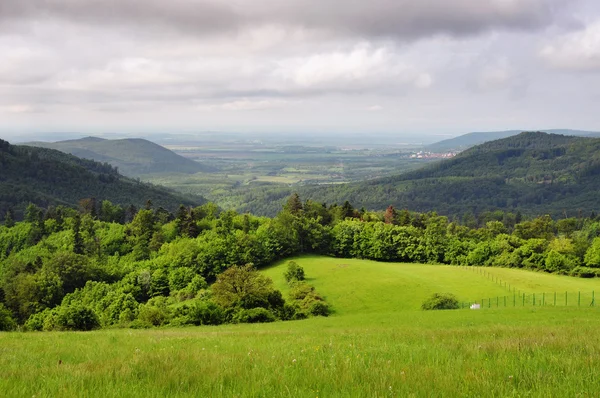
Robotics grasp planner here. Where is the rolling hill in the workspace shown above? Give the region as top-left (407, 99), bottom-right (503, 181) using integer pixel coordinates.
top-left (227, 132), bottom-right (600, 217)
top-left (0, 139), bottom-right (204, 218)
top-left (24, 137), bottom-right (216, 177)
top-left (426, 129), bottom-right (600, 152)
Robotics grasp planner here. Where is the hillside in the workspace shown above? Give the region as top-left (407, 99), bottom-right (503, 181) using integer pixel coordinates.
top-left (426, 129), bottom-right (600, 152)
top-left (0, 139), bottom-right (204, 218)
top-left (307, 131), bottom-right (600, 216)
top-left (225, 132), bottom-right (600, 217)
top-left (24, 137), bottom-right (216, 177)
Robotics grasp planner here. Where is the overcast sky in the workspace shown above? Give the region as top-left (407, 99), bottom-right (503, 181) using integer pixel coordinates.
top-left (2, 0), bottom-right (600, 138)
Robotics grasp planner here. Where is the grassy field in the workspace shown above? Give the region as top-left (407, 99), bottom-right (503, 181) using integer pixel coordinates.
top-left (2, 256), bottom-right (600, 397)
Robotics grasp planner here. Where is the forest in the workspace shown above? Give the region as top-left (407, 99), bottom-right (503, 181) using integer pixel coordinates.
top-left (2, 193), bottom-right (600, 332)
top-left (210, 132), bottom-right (600, 217)
top-left (0, 139), bottom-right (203, 219)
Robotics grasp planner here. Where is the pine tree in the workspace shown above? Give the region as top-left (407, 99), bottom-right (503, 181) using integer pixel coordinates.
top-left (72, 214), bottom-right (84, 255)
top-left (284, 193), bottom-right (303, 215)
top-left (3, 209), bottom-right (14, 228)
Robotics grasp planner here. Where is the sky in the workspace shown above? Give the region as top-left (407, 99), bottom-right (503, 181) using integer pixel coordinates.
top-left (2, 0), bottom-right (600, 139)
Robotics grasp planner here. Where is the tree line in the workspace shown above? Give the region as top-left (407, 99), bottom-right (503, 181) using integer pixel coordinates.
top-left (2, 194), bottom-right (600, 331)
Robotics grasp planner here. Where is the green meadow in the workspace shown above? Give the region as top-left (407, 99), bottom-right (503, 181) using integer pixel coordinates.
top-left (3, 256), bottom-right (600, 397)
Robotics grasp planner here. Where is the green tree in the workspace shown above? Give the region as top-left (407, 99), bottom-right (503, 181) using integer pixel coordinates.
top-left (0, 303), bottom-right (16, 331)
top-left (211, 264), bottom-right (276, 309)
top-left (284, 261), bottom-right (305, 283)
top-left (284, 193), bottom-right (303, 215)
top-left (4, 209), bottom-right (15, 228)
top-left (72, 214), bottom-right (84, 255)
top-left (584, 237), bottom-right (600, 268)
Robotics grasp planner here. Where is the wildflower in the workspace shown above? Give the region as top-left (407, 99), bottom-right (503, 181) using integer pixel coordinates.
top-left (292, 359), bottom-right (297, 363)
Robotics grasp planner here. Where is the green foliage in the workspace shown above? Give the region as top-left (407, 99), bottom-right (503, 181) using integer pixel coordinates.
top-left (421, 293), bottom-right (459, 310)
top-left (211, 264), bottom-right (277, 310)
top-left (172, 299), bottom-right (224, 326)
top-left (138, 297), bottom-right (172, 327)
top-left (25, 137), bottom-right (216, 177)
top-left (0, 303), bottom-right (17, 331)
top-left (584, 237), bottom-right (600, 268)
top-left (30, 304), bottom-right (101, 331)
top-left (284, 261), bottom-right (305, 283)
top-left (233, 307), bottom-right (276, 323)
top-left (0, 139), bottom-right (203, 220)
top-left (307, 301), bottom-right (330, 317)
top-left (225, 132), bottom-right (600, 219)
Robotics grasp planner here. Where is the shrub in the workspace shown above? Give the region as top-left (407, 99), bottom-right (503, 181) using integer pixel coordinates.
top-left (233, 307), bottom-right (276, 323)
top-left (284, 261), bottom-right (305, 283)
top-left (0, 303), bottom-right (17, 331)
top-left (421, 293), bottom-right (459, 310)
top-left (54, 304), bottom-right (100, 331)
top-left (172, 300), bottom-right (225, 326)
top-left (289, 281), bottom-right (315, 300)
top-left (570, 266), bottom-right (598, 278)
top-left (24, 310), bottom-right (48, 331)
top-left (137, 297), bottom-right (172, 327)
top-left (33, 304), bottom-right (101, 331)
top-left (308, 301), bottom-right (330, 317)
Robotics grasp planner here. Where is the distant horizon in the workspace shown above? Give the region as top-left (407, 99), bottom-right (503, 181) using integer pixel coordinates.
top-left (4, 127), bottom-right (600, 143)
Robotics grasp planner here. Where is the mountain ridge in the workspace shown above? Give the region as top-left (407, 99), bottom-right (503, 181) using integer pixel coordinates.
top-left (0, 139), bottom-right (204, 219)
top-left (426, 129), bottom-right (600, 152)
top-left (23, 137), bottom-right (216, 177)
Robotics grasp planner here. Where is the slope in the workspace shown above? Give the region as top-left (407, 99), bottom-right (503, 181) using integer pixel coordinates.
top-left (263, 256), bottom-right (600, 315)
top-left (0, 139), bottom-right (204, 218)
top-left (426, 128), bottom-right (600, 152)
top-left (289, 131), bottom-right (600, 217)
top-left (24, 137), bottom-right (216, 176)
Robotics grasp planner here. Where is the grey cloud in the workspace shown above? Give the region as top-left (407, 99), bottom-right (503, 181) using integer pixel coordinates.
top-left (259, 0), bottom-right (568, 39)
top-left (0, 0), bottom-right (571, 40)
top-left (0, 0), bottom-right (240, 36)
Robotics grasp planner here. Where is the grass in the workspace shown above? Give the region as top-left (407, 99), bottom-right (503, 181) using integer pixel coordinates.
top-left (2, 256), bottom-right (600, 397)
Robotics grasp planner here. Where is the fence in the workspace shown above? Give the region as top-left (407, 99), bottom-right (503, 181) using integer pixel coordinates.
top-left (460, 291), bottom-right (596, 309)
top-left (458, 266), bottom-right (597, 309)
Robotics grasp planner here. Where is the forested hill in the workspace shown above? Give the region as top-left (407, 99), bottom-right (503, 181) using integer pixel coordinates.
top-left (426, 129), bottom-right (600, 152)
top-left (229, 132), bottom-right (600, 218)
top-left (23, 137), bottom-right (216, 176)
top-left (0, 139), bottom-right (204, 219)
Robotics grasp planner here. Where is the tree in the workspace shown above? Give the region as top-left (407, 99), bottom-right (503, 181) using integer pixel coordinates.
top-left (72, 214), bottom-right (84, 255)
top-left (4, 209), bottom-right (15, 228)
top-left (384, 205), bottom-right (397, 225)
top-left (284, 193), bottom-right (303, 215)
top-left (211, 264), bottom-right (276, 309)
top-left (584, 237), bottom-right (600, 268)
top-left (79, 198), bottom-right (97, 218)
top-left (0, 303), bottom-right (16, 331)
top-left (284, 261), bottom-right (305, 282)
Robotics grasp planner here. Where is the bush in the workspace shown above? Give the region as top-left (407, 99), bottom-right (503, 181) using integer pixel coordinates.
top-left (137, 297), bottom-right (172, 327)
top-left (421, 293), bottom-right (459, 310)
top-left (570, 266), bottom-right (598, 278)
top-left (54, 304), bottom-right (100, 331)
top-left (308, 301), bottom-right (330, 317)
top-left (284, 261), bottom-right (305, 283)
top-left (289, 281), bottom-right (315, 300)
top-left (233, 307), bottom-right (276, 324)
top-left (32, 304), bottom-right (101, 331)
top-left (172, 300), bottom-right (225, 326)
top-left (24, 310), bottom-right (48, 331)
top-left (0, 303), bottom-right (17, 331)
